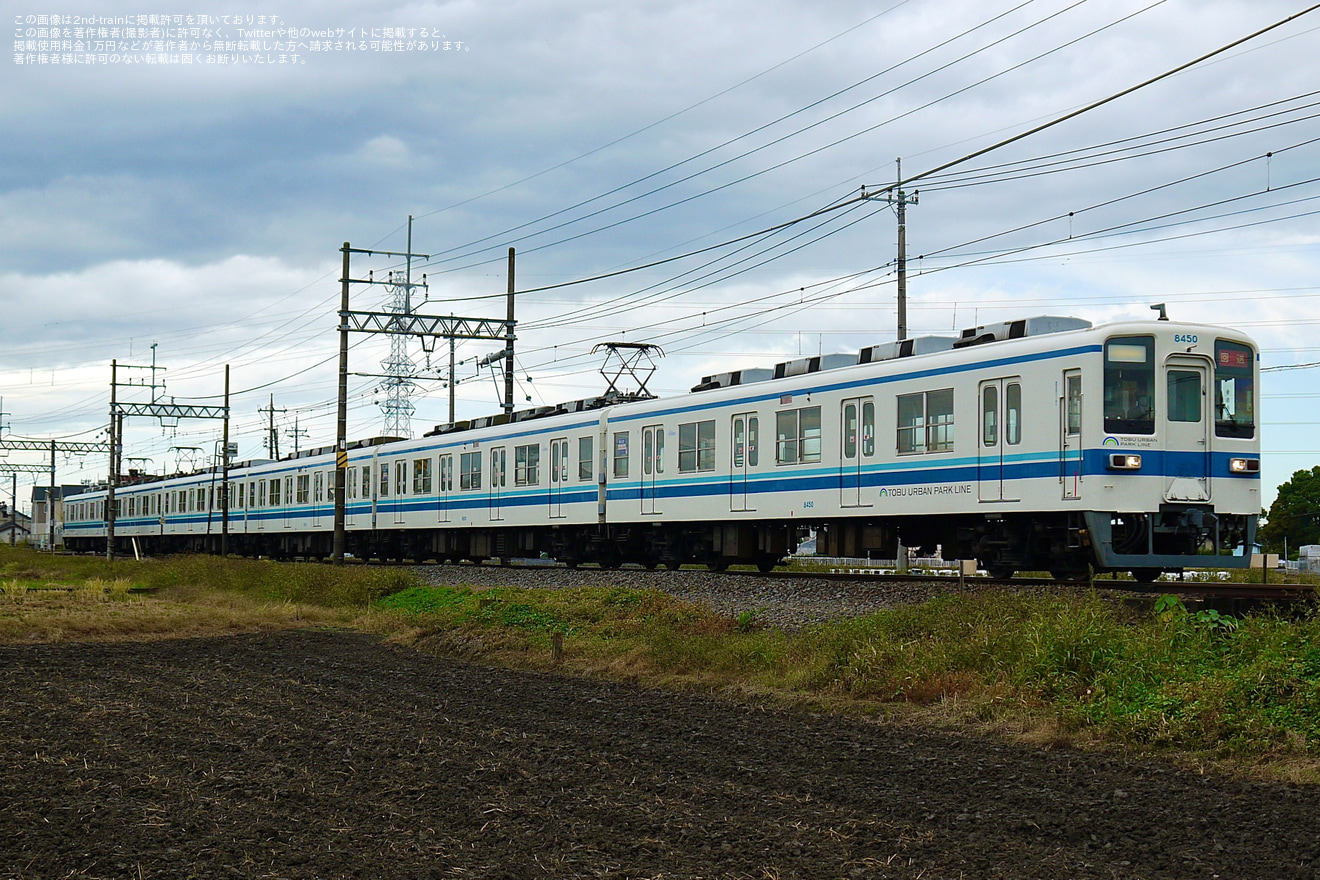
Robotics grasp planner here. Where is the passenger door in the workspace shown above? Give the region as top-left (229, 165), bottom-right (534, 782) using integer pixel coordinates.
top-left (979, 379), bottom-right (1021, 502)
top-left (840, 397), bottom-right (873, 508)
top-left (1164, 356), bottom-right (1211, 502)
top-left (489, 447), bottom-right (507, 521)
top-left (1060, 370), bottom-right (1083, 500)
top-left (549, 438), bottom-right (570, 518)
top-left (394, 460), bottom-right (407, 524)
top-left (640, 424), bottom-right (664, 515)
top-left (438, 454), bottom-right (452, 524)
top-left (730, 413), bottom-right (758, 512)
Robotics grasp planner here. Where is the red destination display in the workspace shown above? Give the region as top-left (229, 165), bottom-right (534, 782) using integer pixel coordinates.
top-left (1218, 349), bottom-right (1250, 368)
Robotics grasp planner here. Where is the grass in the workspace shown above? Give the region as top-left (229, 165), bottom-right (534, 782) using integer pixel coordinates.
top-left (3, 544), bottom-right (1318, 779)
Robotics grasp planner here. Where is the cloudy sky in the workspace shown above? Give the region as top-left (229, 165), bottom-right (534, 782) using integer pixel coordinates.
top-left (3, 0), bottom-right (1319, 508)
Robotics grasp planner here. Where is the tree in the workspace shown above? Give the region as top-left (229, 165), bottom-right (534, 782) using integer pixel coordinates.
top-left (1258, 465), bottom-right (1320, 558)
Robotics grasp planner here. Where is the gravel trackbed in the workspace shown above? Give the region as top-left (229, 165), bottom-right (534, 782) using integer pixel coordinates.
top-left (2, 629), bottom-right (1317, 879)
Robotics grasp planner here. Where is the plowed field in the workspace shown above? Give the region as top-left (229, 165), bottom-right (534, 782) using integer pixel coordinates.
top-left (2, 630), bottom-right (1316, 879)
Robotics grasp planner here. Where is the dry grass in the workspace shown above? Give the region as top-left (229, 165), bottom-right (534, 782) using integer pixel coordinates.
top-left (0, 583), bottom-right (353, 644)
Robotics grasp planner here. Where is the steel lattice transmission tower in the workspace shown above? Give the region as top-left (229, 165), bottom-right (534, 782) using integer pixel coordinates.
top-left (378, 219), bottom-right (428, 438)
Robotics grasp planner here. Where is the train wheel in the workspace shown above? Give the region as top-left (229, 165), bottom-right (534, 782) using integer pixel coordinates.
top-left (756, 559), bottom-right (777, 573)
top-left (706, 560), bottom-right (729, 572)
top-left (987, 566), bottom-right (1015, 579)
top-left (1130, 568), bottom-right (1161, 584)
top-left (1050, 569), bottom-right (1088, 582)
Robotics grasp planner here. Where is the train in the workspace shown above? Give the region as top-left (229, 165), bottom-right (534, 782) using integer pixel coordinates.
top-left (62, 314), bottom-right (1261, 581)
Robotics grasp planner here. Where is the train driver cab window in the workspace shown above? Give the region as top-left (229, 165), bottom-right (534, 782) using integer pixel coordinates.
top-left (1167, 370), bottom-right (1202, 423)
top-left (578, 437), bottom-right (593, 481)
top-left (1104, 336), bottom-right (1155, 434)
top-left (1214, 340), bottom-right (1255, 439)
top-left (613, 432), bottom-right (629, 478)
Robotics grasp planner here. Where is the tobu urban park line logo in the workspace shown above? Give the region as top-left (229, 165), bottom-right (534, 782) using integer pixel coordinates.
top-left (878, 484), bottom-right (973, 498)
top-left (1103, 436), bottom-right (1121, 447)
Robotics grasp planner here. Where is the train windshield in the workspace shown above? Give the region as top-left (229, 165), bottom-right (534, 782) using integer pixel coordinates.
top-left (1214, 340), bottom-right (1255, 438)
top-left (1103, 336), bottom-right (1155, 435)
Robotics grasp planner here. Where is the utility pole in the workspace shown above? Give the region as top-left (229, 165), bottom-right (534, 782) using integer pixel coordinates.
top-left (108, 360), bottom-right (117, 560)
top-left (221, 365), bottom-right (230, 557)
top-left (864, 158), bottom-right (919, 342)
top-left (260, 394), bottom-right (286, 460)
top-left (286, 415), bottom-right (309, 456)
top-left (505, 247), bottom-right (516, 414)
top-left (449, 330), bottom-right (456, 425)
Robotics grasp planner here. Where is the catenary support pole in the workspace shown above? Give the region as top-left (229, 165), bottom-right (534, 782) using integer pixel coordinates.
top-left (333, 243), bottom-right (350, 564)
top-left (505, 248), bottom-right (516, 414)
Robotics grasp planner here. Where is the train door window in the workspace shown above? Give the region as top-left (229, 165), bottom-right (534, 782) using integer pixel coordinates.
top-left (1066, 374), bottom-right (1083, 436)
top-left (439, 455), bottom-right (453, 492)
top-left (236, 483), bottom-right (245, 509)
top-left (613, 432), bottom-right (629, 478)
top-left (982, 385), bottom-right (998, 447)
top-left (347, 468), bottom-right (357, 500)
top-left (578, 437), bottom-right (593, 481)
top-left (748, 417), bottom-right (759, 466)
top-left (460, 452), bottom-right (482, 490)
top-left (1103, 336), bottom-right (1154, 434)
top-left (1168, 370), bottom-right (1202, 423)
top-left (515, 444), bottom-right (540, 486)
top-left (313, 472), bottom-right (323, 503)
top-left (327, 472), bottom-right (335, 501)
top-left (1214, 340), bottom-right (1255, 438)
top-left (414, 458), bottom-right (433, 494)
top-left (861, 403), bottom-right (874, 457)
top-left (678, 420), bottom-right (715, 473)
top-left (559, 440), bottom-right (570, 484)
top-left (1006, 383), bottom-right (1022, 445)
top-left (491, 448), bottom-right (507, 489)
top-left (844, 402), bottom-right (858, 460)
top-left (380, 464), bottom-right (390, 498)
top-left (734, 418), bottom-right (745, 468)
top-left (284, 477), bottom-right (293, 507)
top-left (395, 461), bottom-right (407, 496)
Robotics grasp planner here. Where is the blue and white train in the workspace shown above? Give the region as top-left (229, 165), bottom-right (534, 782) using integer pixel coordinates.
top-left (62, 314), bottom-right (1260, 580)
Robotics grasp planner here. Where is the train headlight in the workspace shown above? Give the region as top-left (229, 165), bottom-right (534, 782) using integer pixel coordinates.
top-left (1229, 457), bottom-right (1260, 474)
top-left (1107, 453), bottom-right (1142, 471)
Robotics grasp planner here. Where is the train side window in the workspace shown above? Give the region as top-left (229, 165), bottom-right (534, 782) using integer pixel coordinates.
top-left (1167, 370), bottom-right (1201, 423)
top-left (1104, 336), bottom-right (1155, 434)
top-left (268, 479), bottom-right (280, 507)
top-left (515, 444), bottom-right (540, 486)
top-left (1214, 340), bottom-right (1255, 438)
top-left (439, 455), bottom-right (453, 492)
top-left (898, 390), bottom-right (954, 454)
top-left (776, 406), bottom-right (821, 465)
top-left (578, 437), bottom-right (593, 481)
top-left (1006, 383), bottom-right (1022, 445)
top-left (460, 452), bottom-right (482, 490)
top-left (297, 474), bottom-right (310, 504)
top-left (679, 420), bottom-right (716, 473)
top-left (414, 458), bottom-right (433, 494)
top-left (613, 432), bottom-right (629, 478)
top-left (361, 466), bottom-right (371, 499)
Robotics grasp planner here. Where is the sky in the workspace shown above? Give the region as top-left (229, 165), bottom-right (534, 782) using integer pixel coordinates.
top-left (3, 0), bottom-right (1319, 513)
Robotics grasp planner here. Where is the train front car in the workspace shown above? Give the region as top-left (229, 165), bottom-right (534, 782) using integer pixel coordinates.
top-left (1078, 320), bottom-right (1259, 581)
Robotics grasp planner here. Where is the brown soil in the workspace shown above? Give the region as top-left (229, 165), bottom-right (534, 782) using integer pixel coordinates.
top-left (2, 630), bottom-right (1317, 879)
